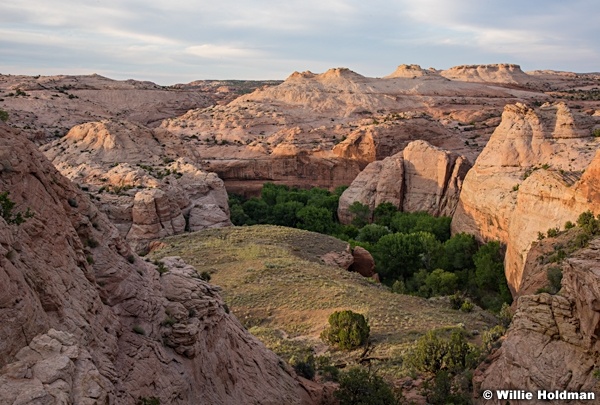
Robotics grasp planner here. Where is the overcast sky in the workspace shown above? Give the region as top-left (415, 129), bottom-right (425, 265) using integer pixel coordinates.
top-left (1, 0), bottom-right (598, 84)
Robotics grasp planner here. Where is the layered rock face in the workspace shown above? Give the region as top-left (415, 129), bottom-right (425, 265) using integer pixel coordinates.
top-left (161, 65), bottom-right (544, 194)
top-left (41, 120), bottom-right (231, 252)
top-left (338, 140), bottom-right (471, 223)
top-left (452, 102), bottom-right (600, 292)
top-left (440, 64), bottom-right (535, 85)
top-left (0, 124), bottom-right (317, 404)
top-left (475, 236), bottom-right (600, 404)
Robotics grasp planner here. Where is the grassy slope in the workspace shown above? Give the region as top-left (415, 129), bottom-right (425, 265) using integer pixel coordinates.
top-left (149, 225), bottom-right (496, 377)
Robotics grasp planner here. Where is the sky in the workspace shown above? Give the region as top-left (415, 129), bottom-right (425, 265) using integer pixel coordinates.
top-left (1, 0), bottom-right (599, 85)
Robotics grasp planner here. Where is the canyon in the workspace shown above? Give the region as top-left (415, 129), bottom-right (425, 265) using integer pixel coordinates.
top-left (2, 63), bottom-right (600, 403)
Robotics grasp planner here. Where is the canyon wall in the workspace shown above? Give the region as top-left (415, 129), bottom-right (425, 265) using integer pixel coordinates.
top-left (452, 102), bottom-right (600, 292)
top-left (0, 124), bottom-right (317, 404)
top-left (338, 140), bottom-right (471, 223)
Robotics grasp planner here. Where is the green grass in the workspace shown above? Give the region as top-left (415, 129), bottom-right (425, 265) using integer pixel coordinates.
top-left (150, 225), bottom-right (495, 378)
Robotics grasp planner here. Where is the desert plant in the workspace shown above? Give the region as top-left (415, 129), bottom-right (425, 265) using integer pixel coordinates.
top-left (132, 325), bottom-right (146, 335)
top-left (321, 310), bottom-right (370, 350)
top-left (199, 271), bottom-right (211, 282)
top-left (482, 325), bottom-right (506, 353)
top-left (0, 192), bottom-right (33, 225)
top-left (460, 299), bottom-right (474, 313)
top-left (334, 368), bottom-right (398, 405)
top-left (137, 397), bottom-right (160, 405)
top-left (0, 108), bottom-right (8, 122)
top-left (546, 227), bottom-right (560, 238)
top-left (547, 266), bottom-right (563, 294)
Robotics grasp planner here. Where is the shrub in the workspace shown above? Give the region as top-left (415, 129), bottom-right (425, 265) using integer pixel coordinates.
top-left (547, 266), bottom-right (563, 294)
top-left (564, 221), bottom-right (575, 230)
top-left (155, 261), bottom-right (167, 275)
top-left (460, 300), bottom-right (474, 313)
top-left (482, 325), bottom-right (506, 353)
top-left (127, 254), bottom-right (136, 264)
top-left (0, 108), bottom-right (8, 122)
top-left (132, 325), bottom-right (146, 335)
top-left (498, 302), bottom-right (513, 328)
top-left (290, 354), bottom-right (315, 380)
top-left (0, 192), bottom-right (33, 225)
top-left (546, 227), bottom-right (560, 238)
top-left (137, 397), bottom-right (160, 405)
top-left (334, 368), bottom-right (398, 405)
top-left (321, 310), bottom-right (370, 350)
top-left (391, 279), bottom-right (406, 294)
top-left (425, 269), bottom-right (459, 297)
top-left (577, 210), bottom-right (600, 235)
top-left (199, 271), bottom-right (211, 282)
top-left (407, 330), bottom-right (477, 374)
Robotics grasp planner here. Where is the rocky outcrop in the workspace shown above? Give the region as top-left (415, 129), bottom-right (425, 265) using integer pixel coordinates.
top-left (452, 102), bottom-right (600, 292)
top-left (440, 64), bottom-right (535, 85)
top-left (0, 124), bottom-right (317, 404)
top-left (350, 246), bottom-right (376, 278)
top-left (384, 64), bottom-right (441, 79)
top-left (41, 120), bottom-right (231, 252)
top-left (475, 236), bottom-right (600, 404)
top-left (338, 140), bottom-right (471, 223)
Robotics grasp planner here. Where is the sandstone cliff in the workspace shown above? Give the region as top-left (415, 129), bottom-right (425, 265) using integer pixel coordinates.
top-left (159, 65), bottom-right (543, 194)
top-left (338, 140), bottom-right (471, 223)
top-left (0, 124), bottom-right (317, 404)
top-left (452, 102), bottom-right (600, 292)
top-left (440, 64), bottom-right (535, 85)
top-left (475, 234), bottom-right (600, 404)
top-left (41, 120), bottom-right (231, 253)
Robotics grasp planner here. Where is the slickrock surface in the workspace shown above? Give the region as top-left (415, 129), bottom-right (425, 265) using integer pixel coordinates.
top-left (452, 102), bottom-right (600, 292)
top-left (0, 74), bottom-right (280, 141)
top-left (160, 65), bottom-right (545, 194)
top-left (41, 120), bottom-right (231, 253)
top-left (0, 124), bottom-right (317, 404)
top-left (475, 236), bottom-right (600, 404)
top-left (338, 140), bottom-right (471, 223)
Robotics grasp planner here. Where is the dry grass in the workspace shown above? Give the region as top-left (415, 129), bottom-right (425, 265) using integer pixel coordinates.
top-left (150, 225), bottom-right (496, 378)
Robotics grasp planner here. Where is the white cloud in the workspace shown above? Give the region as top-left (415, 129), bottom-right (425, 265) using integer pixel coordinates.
top-left (184, 44), bottom-right (264, 59)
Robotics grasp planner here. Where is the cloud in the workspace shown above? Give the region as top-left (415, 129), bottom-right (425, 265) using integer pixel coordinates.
top-left (184, 44), bottom-right (264, 59)
top-left (0, 0), bottom-right (599, 83)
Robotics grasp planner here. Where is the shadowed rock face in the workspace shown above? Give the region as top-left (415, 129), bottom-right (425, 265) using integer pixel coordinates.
top-left (451, 102), bottom-right (600, 293)
top-left (474, 236), bottom-right (600, 404)
top-left (0, 124), bottom-right (319, 404)
top-left (41, 120), bottom-right (231, 253)
top-left (337, 140), bottom-right (471, 223)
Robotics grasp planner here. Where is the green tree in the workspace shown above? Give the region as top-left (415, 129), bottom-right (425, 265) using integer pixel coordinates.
top-left (321, 310), bottom-right (370, 350)
top-left (472, 241), bottom-right (512, 311)
top-left (348, 201), bottom-right (371, 227)
top-left (296, 205), bottom-right (334, 234)
top-left (442, 233), bottom-right (478, 271)
top-left (242, 198), bottom-right (270, 224)
top-left (0, 192), bottom-right (32, 225)
top-left (373, 232), bottom-right (427, 281)
top-left (271, 201), bottom-right (304, 227)
top-left (334, 368), bottom-right (398, 405)
top-left (425, 269), bottom-right (459, 297)
top-left (356, 223), bottom-right (390, 244)
top-left (373, 202), bottom-right (398, 227)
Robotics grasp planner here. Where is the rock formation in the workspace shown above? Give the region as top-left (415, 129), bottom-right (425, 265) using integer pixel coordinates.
top-left (440, 64), bottom-right (535, 85)
top-left (474, 235), bottom-right (600, 404)
top-left (160, 65), bottom-right (544, 194)
top-left (338, 140), bottom-right (471, 223)
top-left (0, 124), bottom-right (318, 404)
top-left (452, 102), bottom-right (600, 292)
top-left (41, 120), bottom-right (231, 253)
top-left (0, 73), bottom-right (280, 141)
top-left (350, 246), bottom-right (376, 278)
